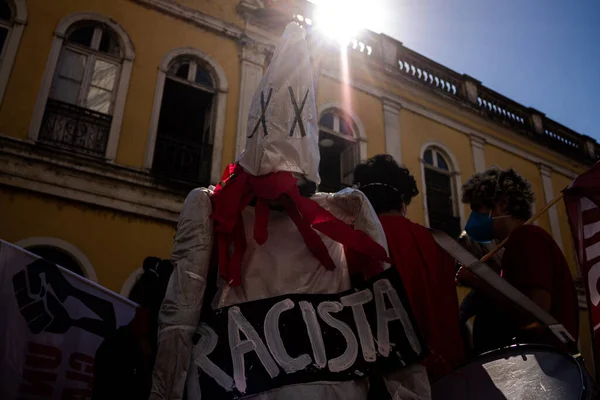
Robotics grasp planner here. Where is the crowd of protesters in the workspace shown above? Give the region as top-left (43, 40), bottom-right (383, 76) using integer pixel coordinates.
top-left (92, 154), bottom-right (579, 399)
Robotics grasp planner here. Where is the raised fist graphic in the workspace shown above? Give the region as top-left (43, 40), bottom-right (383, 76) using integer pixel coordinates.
top-left (13, 258), bottom-right (117, 338)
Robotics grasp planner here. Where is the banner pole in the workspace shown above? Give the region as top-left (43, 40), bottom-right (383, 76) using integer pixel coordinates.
top-left (480, 192), bottom-right (564, 263)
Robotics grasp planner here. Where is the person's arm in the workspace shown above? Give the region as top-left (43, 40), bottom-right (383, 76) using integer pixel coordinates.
top-left (150, 188), bottom-right (214, 400)
top-left (522, 288), bottom-right (552, 312)
top-left (92, 336), bottom-right (119, 400)
top-left (502, 232), bottom-right (555, 327)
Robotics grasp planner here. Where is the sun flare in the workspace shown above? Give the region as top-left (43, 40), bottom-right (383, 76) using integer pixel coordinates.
top-left (312, 0), bottom-right (376, 45)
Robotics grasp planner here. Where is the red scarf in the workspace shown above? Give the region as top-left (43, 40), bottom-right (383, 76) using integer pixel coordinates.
top-left (211, 163), bottom-right (390, 286)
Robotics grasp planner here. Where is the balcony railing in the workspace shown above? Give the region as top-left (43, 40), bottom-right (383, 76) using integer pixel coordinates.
top-left (542, 118), bottom-right (585, 159)
top-left (38, 98), bottom-right (112, 157)
top-left (378, 33), bottom-right (599, 164)
top-left (477, 86), bottom-right (529, 130)
top-left (396, 47), bottom-right (464, 98)
top-left (152, 134), bottom-right (213, 186)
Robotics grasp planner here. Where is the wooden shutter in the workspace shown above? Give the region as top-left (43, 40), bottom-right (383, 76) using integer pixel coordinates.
top-left (340, 144), bottom-right (358, 187)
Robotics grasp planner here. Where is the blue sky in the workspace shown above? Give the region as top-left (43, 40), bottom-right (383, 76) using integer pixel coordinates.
top-left (312, 0), bottom-right (600, 141)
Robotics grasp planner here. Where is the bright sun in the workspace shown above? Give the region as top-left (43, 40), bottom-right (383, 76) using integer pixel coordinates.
top-left (312, 0), bottom-right (376, 45)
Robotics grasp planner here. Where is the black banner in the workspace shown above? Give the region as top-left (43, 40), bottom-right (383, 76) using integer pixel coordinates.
top-left (187, 267), bottom-right (426, 399)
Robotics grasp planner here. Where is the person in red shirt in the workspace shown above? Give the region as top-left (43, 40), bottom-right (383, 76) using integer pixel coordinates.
top-left (353, 154), bottom-right (465, 380)
top-left (461, 167), bottom-right (579, 353)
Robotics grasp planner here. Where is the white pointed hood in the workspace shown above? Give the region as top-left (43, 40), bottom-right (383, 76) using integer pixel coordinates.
top-left (238, 22), bottom-right (321, 184)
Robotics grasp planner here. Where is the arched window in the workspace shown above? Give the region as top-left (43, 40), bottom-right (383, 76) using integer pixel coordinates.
top-left (318, 108), bottom-right (359, 192)
top-left (16, 237), bottom-right (97, 281)
top-left (27, 246), bottom-right (85, 277)
top-left (151, 56), bottom-right (216, 185)
top-left (28, 13), bottom-right (135, 161)
top-left (0, 1), bottom-right (12, 59)
top-left (144, 47), bottom-right (228, 186)
top-left (0, 0), bottom-right (27, 107)
top-left (38, 23), bottom-right (124, 156)
top-left (423, 146), bottom-right (461, 238)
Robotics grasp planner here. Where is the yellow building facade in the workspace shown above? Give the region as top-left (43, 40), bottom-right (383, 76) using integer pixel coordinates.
top-left (1, 0), bottom-right (598, 371)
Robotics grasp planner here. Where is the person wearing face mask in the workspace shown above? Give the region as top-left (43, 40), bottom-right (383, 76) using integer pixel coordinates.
top-left (461, 167), bottom-right (578, 353)
top-left (353, 155), bottom-right (465, 381)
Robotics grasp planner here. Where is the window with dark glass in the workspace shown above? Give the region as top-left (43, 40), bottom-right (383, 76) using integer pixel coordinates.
top-left (318, 109), bottom-right (359, 192)
top-left (152, 58), bottom-right (215, 186)
top-left (39, 24), bottom-right (122, 156)
top-left (423, 147), bottom-right (461, 238)
top-left (0, 0), bottom-right (12, 60)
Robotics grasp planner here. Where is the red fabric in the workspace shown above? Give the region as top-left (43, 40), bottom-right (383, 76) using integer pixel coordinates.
top-left (211, 163), bottom-right (390, 286)
top-left (376, 215), bottom-right (465, 379)
top-left (501, 224), bottom-right (580, 341)
top-left (563, 161), bottom-right (600, 379)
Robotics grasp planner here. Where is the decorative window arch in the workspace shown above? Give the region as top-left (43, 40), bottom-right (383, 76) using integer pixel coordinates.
top-left (120, 267), bottom-right (144, 297)
top-left (28, 12), bottom-right (135, 160)
top-left (15, 237), bottom-right (97, 282)
top-left (0, 0), bottom-right (27, 108)
top-left (317, 103), bottom-right (367, 192)
top-left (420, 142), bottom-right (465, 238)
top-left (144, 47), bottom-right (228, 185)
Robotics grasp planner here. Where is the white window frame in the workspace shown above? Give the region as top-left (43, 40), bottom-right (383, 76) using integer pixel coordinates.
top-left (120, 267), bottom-right (144, 297)
top-left (317, 101), bottom-right (368, 183)
top-left (52, 25), bottom-right (122, 115)
top-left (167, 58), bottom-right (216, 94)
top-left (317, 103), bottom-right (368, 188)
top-left (144, 47), bottom-right (228, 185)
top-left (424, 147), bottom-right (451, 172)
top-left (28, 12), bottom-right (135, 161)
top-left (0, 0), bottom-right (27, 109)
top-left (15, 236), bottom-right (98, 282)
top-left (419, 141), bottom-right (466, 229)
top-left (319, 111), bottom-right (357, 141)
top-left (319, 110), bottom-right (358, 186)
top-left (318, 102), bottom-right (367, 159)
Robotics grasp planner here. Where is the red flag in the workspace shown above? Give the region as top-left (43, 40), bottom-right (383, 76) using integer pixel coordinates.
top-left (563, 161), bottom-right (600, 379)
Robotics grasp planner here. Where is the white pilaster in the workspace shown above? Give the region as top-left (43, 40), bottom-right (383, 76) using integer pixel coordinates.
top-left (469, 134), bottom-right (486, 172)
top-left (539, 164), bottom-right (564, 250)
top-left (235, 43), bottom-right (266, 157)
top-left (382, 100), bottom-right (402, 163)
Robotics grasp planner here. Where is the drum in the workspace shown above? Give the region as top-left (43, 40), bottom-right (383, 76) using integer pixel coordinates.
top-left (432, 344), bottom-right (597, 399)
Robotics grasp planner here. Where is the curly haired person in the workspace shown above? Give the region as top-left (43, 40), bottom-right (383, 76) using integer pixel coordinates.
top-left (353, 155), bottom-right (465, 381)
top-left (461, 167), bottom-right (578, 353)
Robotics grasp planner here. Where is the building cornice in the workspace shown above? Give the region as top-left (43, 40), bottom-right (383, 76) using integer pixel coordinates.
top-left (0, 135), bottom-right (184, 223)
top-left (320, 67), bottom-right (580, 179)
top-left (131, 0), bottom-right (244, 39)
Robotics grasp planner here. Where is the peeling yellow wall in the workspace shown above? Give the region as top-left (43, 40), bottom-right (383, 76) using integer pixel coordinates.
top-left (0, 188), bottom-right (175, 293)
top-left (374, 72), bottom-right (587, 177)
top-left (0, 0), bottom-right (241, 171)
top-left (173, 0), bottom-right (243, 28)
top-left (399, 109), bottom-right (474, 225)
top-left (317, 76), bottom-right (386, 156)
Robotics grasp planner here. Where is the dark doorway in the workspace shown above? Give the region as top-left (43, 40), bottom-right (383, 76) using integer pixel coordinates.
top-left (152, 77), bottom-right (214, 185)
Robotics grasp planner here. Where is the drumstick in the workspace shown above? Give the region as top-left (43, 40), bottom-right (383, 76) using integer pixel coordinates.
top-left (480, 192), bottom-right (564, 263)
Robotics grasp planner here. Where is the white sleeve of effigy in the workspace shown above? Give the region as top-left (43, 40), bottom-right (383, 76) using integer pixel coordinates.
top-left (150, 188), bottom-right (214, 400)
top-left (313, 188), bottom-right (391, 271)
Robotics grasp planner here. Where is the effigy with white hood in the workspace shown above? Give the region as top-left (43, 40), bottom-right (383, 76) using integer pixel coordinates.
top-left (149, 22), bottom-right (431, 400)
